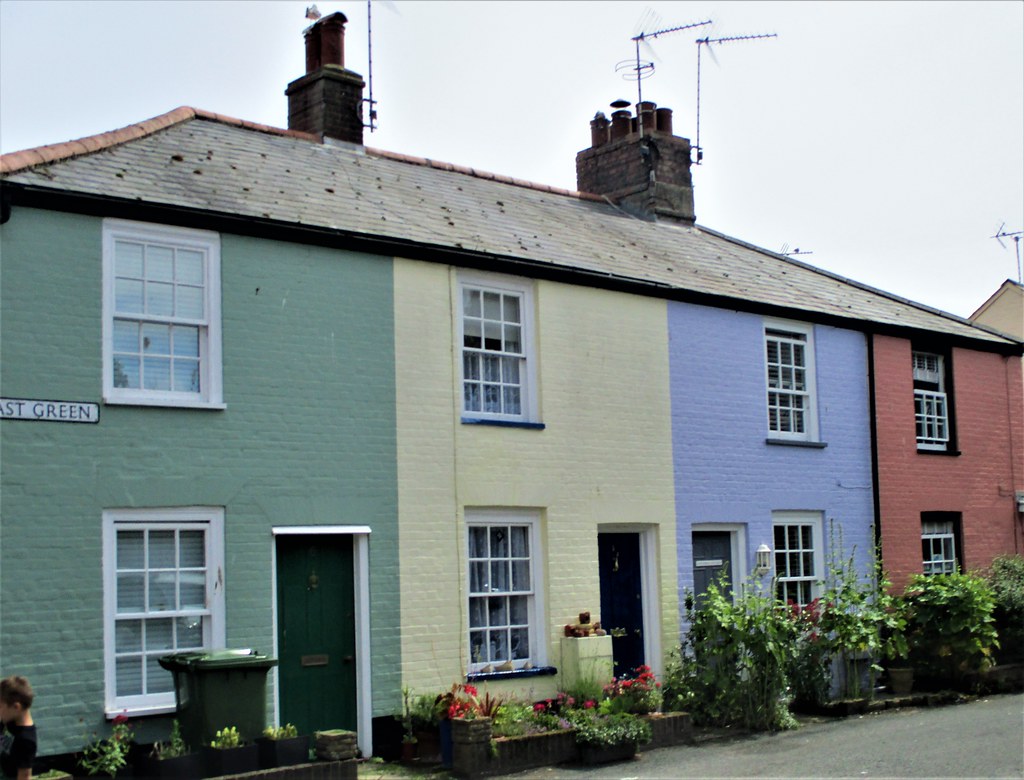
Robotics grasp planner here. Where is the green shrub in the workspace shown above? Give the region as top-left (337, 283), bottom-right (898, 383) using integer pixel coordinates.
top-left (564, 710), bottom-right (651, 748)
top-left (672, 580), bottom-right (796, 731)
top-left (903, 571), bottom-right (998, 680)
top-left (987, 555), bottom-right (1024, 663)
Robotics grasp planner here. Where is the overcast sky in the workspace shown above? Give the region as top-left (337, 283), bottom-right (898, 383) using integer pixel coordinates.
top-left (2, 1), bottom-right (1022, 319)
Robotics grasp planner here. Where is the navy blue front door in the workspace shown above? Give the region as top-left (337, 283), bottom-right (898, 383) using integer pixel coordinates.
top-left (598, 532), bottom-right (645, 677)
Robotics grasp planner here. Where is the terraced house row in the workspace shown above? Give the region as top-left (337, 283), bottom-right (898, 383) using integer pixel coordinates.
top-left (2, 12), bottom-right (1021, 761)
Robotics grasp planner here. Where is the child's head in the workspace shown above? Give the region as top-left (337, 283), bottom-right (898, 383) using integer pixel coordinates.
top-left (0, 675), bottom-right (34, 716)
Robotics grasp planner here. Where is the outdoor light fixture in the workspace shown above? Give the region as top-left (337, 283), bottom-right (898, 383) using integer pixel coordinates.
top-left (754, 543), bottom-right (772, 576)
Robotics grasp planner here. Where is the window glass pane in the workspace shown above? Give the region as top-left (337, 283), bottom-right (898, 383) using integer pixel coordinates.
top-left (469, 599), bottom-right (487, 628)
top-left (510, 526), bottom-right (529, 557)
top-left (115, 278), bottom-right (144, 313)
top-left (179, 531), bottom-right (205, 567)
top-left (490, 527), bottom-right (509, 558)
top-left (509, 595), bottom-right (528, 625)
top-left (490, 561), bottom-right (508, 591)
top-left (114, 320), bottom-right (140, 353)
top-left (483, 356), bottom-right (501, 382)
top-left (143, 323), bottom-right (171, 355)
top-left (177, 285), bottom-right (204, 319)
top-left (147, 659), bottom-right (175, 694)
top-left (468, 527), bottom-right (487, 558)
top-left (488, 596), bottom-right (507, 626)
top-left (503, 295), bottom-right (520, 323)
top-left (484, 383), bottom-right (501, 411)
top-left (470, 631), bottom-right (486, 664)
top-left (147, 246), bottom-right (174, 282)
top-left (116, 657), bottom-right (143, 697)
top-left (150, 530), bottom-right (176, 568)
top-left (503, 325), bottom-right (521, 354)
top-left (117, 573), bottom-right (145, 613)
top-left (179, 572), bottom-right (206, 610)
top-left (118, 531), bottom-right (145, 569)
top-left (483, 292), bottom-right (501, 320)
top-left (463, 288), bottom-right (481, 317)
top-left (148, 572), bottom-right (176, 612)
top-left (503, 387), bottom-right (521, 415)
top-left (176, 616), bottom-right (204, 648)
top-left (483, 321), bottom-right (502, 351)
top-left (490, 630), bottom-right (508, 662)
top-left (173, 360), bottom-right (200, 393)
top-left (145, 618), bottom-right (173, 651)
top-left (464, 384), bottom-right (480, 412)
top-left (114, 357), bottom-right (140, 389)
top-left (511, 560), bottom-right (530, 591)
top-left (463, 319), bottom-right (482, 349)
top-left (116, 619), bottom-right (142, 653)
top-left (143, 358), bottom-right (172, 391)
top-left (176, 250), bottom-right (204, 285)
top-left (463, 353), bottom-right (480, 381)
top-left (510, 627), bottom-right (529, 660)
top-left (469, 561), bottom-right (487, 593)
top-left (146, 281), bottom-right (174, 316)
top-left (115, 241), bottom-right (144, 277)
top-left (172, 325), bottom-right (200, 357)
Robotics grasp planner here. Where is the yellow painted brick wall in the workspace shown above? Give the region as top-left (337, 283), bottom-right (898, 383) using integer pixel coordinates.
top-left (394, 259), bottom-right (677, 701)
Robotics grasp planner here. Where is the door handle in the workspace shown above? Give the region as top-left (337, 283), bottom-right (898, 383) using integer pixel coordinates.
top-left (343, 655), bottom-right (354, 664)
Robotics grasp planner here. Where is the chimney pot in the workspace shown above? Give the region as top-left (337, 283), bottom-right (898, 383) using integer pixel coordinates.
top-left (610, 110), bottom-right (631, 140)
top-left (304, 11), bottom-right (348, 72)
top-left (655, 107), bottom-right (673, 135)
top-left (638, 101), bottom-right (657, 134)
top-left (590, 112), bottom-right (610, 148)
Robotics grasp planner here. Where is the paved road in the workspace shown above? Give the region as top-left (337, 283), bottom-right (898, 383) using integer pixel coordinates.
top-left (508, 693), bottom-right (1024, 779)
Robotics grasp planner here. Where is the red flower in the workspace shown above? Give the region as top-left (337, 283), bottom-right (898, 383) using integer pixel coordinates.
top-left (583, 699), bottom-right (596, 709)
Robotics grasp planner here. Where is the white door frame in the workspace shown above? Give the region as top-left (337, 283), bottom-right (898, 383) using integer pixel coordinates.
top-left (271, 526), bottom-right (372, 758)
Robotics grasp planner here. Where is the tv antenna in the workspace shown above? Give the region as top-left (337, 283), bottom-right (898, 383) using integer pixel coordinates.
top-left (616, 20), bottom-right (711, 138)
top-left (694, 32), bottom-right (777, 163)
top-left (780, 243), bottom-right (813, 257)
top-left (992, 223), bottom-right (1023, 283)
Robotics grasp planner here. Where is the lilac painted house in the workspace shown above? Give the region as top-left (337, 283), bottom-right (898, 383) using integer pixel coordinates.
top-left (669, 303), bottom-right (875, 606)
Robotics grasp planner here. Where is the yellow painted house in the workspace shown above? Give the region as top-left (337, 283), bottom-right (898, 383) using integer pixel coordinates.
top-left (394, 261), bottom-right (678, 698)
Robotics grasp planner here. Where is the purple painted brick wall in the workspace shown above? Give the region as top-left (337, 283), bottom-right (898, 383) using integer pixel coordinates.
top-left (667, 302), bottom-right (875, 625)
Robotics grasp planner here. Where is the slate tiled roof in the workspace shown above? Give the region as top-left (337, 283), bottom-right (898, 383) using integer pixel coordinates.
top-left (1, 108), bottom-right (1017, 349)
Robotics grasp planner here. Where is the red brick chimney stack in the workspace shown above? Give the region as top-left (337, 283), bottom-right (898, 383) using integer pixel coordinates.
top-left (287, 11), bottom-right (365, 145)
top-left (576, 101), bottom-right (695, 224)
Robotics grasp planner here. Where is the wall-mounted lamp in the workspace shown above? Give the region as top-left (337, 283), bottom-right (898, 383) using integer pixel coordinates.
top-left (754, 543), bottom-right (772, 576)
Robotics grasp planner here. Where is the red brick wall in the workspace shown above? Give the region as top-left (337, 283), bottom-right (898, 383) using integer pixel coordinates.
top-left (873, 334), bottom-right (1024, 589)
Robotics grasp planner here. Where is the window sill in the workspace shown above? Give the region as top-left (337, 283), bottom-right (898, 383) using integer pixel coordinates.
top-left (105, 704), bottom-right (175, 719)
top-left (916, 447), bottom-right (961, 456)
top-left (765, 438), bottom-right (827, 449)
top-left (104, 396), bottom-right (226, 411)
top-left (461, 417), bottom-right (545, 430)
top-left (467, 665), bottom-right (557, 682)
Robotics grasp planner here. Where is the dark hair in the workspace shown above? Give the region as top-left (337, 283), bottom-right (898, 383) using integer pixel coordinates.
top-left (0, 676), bottom-right (34, 709)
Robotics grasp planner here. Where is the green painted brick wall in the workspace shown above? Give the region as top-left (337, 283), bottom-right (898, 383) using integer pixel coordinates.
top-left (0, 208), bottom-right (400, 755)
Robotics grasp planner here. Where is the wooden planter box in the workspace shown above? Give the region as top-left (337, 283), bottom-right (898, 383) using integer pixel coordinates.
top-left (256, 734), bottom-right (310, 768)
top-left (200, 743), bottom-right (258, 777)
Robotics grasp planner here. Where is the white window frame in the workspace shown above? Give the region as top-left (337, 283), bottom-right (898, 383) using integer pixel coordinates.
top-left (764, 320), bottom-right (819, 441)
top-left (465, 509), bottom-right (545, 674)
top-left (921, 516), bottom-right (958, 575)
top-left (457, 273), bottom-right (538, 423)
top-left (102, 507), bottom-right (225, 717)
top-left (913, 351), bottom-right (950, 451)
top-left (772, 511), bottom-right (824, 605)
top-left (102, 219), bottom-right (224, 409)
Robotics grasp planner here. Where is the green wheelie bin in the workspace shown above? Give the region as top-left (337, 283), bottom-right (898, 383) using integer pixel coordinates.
top-left (158, 649), bottom-right (278, 751)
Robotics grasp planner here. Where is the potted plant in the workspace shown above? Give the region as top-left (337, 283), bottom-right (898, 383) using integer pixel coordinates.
top-left (257, 723), bottom-right (309, 769)
top-left (78, 714), bottom-right (134, 777)
top-left (135, 720), bottom-right (202, 779)
top-left (202, 726), bottom-right (258, 777)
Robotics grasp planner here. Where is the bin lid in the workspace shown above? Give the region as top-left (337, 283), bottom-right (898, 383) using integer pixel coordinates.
top-left (158, 649), bottom-right (278, 671)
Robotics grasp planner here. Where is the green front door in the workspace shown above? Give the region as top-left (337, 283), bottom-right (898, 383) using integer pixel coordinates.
top-left (276, 535), bottom-right (357, 734)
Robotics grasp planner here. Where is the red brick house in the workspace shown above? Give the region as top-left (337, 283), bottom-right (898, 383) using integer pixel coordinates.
top-left (873, 332), bottom-right (1024, 588)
